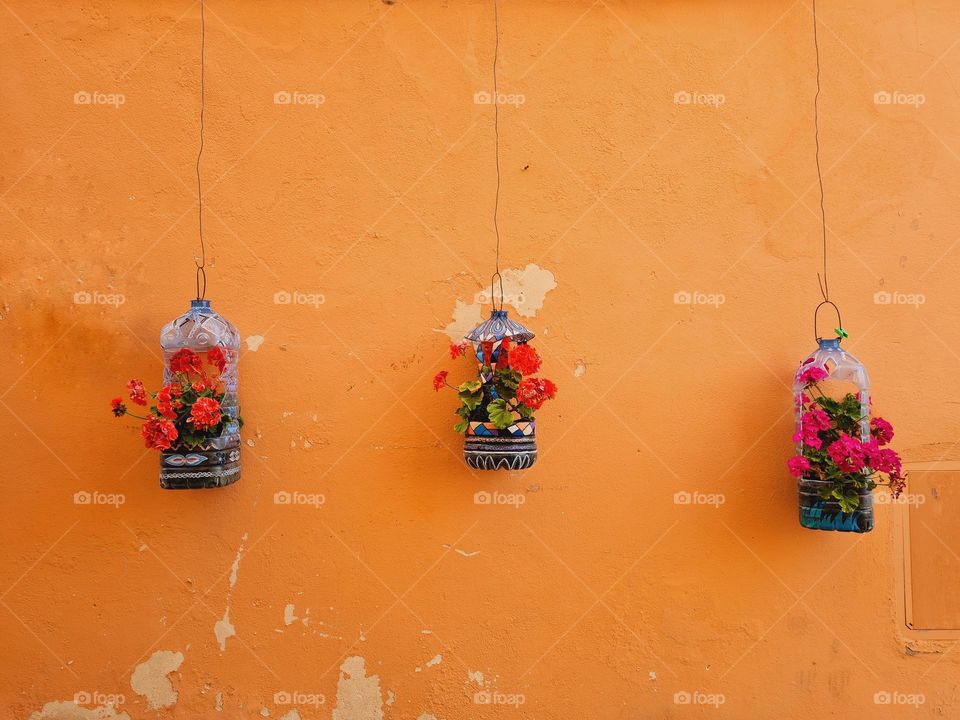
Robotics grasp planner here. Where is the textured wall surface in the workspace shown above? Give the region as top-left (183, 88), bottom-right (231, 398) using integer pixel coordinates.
top-left (2, 1), bottom-right (960, 718)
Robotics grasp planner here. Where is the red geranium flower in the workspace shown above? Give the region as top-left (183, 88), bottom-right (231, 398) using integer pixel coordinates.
top-left (509, 344), bottom-right (541, 376)
top-left (156, 384), bottom-right (183, 419)
top-left (449, 342), bottom-right (469, 360)
top-left (433, 370), bottom-right (449, 392)
top-left (141, 416), bottom-right (178, 450)
top-left (517, 377), bottom-right (558, 410)
top-left (169, 348), bottom-right (203, 376)
top-left (110, 397), bottom-right (127, 417)
top-left (207, 347), bottom-right (227, 374)
top-left (126, 379), bottom-right (147, 406)
top-left (189, 396), bottom-right (222, 430)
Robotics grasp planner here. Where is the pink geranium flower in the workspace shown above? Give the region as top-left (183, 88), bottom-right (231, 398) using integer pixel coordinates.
top-left (797, 366), bottom-right (828, 386)
top-left (787, 455), bottom-right (811, 478)
top-left (827, 434), bottom-right (866, 473)
top-left (871, 417), bottom-right (894, 446)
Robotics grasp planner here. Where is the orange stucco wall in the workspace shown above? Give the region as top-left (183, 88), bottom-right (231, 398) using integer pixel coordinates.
top-left (3, 1), bottom-right (960, 718)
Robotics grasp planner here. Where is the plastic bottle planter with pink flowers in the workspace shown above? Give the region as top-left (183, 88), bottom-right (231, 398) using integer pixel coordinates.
top-left (789, 337), bottom-right (905, 532)
top-left (434, 310), bottom-right (557, 471)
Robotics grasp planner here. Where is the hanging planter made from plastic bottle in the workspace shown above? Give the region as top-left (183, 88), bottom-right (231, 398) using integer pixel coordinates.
top-left (788, 304), bottom-right (904, 532)
top-left (434, 301), bottom-right (556, 471)
top-left (107, 0), bottom-right (242, 490)
top-left (431, 0), bottom-right (557, 471)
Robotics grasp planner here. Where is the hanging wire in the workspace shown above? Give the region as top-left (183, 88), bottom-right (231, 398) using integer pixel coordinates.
top-left (489, 0), bottom-right (504, 312)
top-left (195, 0), bottom-right (207, 301)
top-left (811, 0), bottom-right (841, 341)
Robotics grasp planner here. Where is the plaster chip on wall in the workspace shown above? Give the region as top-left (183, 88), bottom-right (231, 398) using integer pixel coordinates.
top-left (229, 532), bottom-right (249, 588)
top-left (130, 650), bottom-right (184, 710)
top-left (284, 603), bottom-right (297, 626)
top-left (246, 335), bottom-right (265, 352)
top-left (425, 654), bottom-right (442, 668)
top-left (416, 715), bottom-right (438, 720)
top-left (467, 670), bottom-right (484, 686)
top-left (28, 702), bottom-right (132, 720)
top-left (215, 692), bottom-right (223, 712)
top-left (332, 656), bottom-right (384, 720)
top-left (440, 264), bottom-right (557, 342)
top-left (215, 608), bottom-right (236, 651)
top-left (279, 711), bottom-right (302, 720)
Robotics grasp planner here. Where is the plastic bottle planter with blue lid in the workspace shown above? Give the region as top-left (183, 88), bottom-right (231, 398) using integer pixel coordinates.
top-left (158, 299), bottom-right (242, 489)
top-left (793, 336), bottom-right (873, 532)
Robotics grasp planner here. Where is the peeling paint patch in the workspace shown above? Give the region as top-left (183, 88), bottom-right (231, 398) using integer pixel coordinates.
top-left (440, 264), bottom-right (556, 341)
top-left (215, 692), bottom-right (223, 712)
top-left (229, 532), bottom-right (249, 588)
top-left (332, 656), bottom-right (383, 720)
top-left (426, 654), bottom-right (442, 668)
top-left (468, 670), bottom-right (484, 686)
top-left (130, 650), bottom-right (184, 710)
top-left (416, 715), bottom-right (438, 720)
top-left (279, 711), bottom-right (301, 720)
top-left (574, 359), bottom-right (586, 377)
top-left (215, 608), bottom-right (236, 651)
top-left (284, 603), bottom-right (297, 626)
top-left (28, 702), bottom-right (132, 720)
top-left (246, 335), bottom-right (265, 352)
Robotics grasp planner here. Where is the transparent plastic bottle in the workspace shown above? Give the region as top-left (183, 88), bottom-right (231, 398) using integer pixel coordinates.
top-left (158, 299), bottom-right (241, 488)
top-left (793, 337), bottom-right (872, 532)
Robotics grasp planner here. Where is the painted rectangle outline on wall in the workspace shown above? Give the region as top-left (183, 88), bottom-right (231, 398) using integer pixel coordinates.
top-left (895, 462), bottom-right (960, 639)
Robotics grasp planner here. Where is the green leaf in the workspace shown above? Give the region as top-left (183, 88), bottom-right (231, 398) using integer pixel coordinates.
top-left (838, 490), bottom-right (860, 513)
top-left (458, 389), bottom-right (483, 411)
top-left (458, 379), bottom-right (482, 393)
top-left (454, 421), bottom-right (468, 433)
top-left (486, 399), bottom-right (515, 430)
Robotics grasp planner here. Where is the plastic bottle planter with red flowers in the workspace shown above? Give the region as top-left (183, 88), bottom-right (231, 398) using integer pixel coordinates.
top-left (112, 300), bottom-right (243, 489)
top-left (789, 337), bottom-right (905, 532)
top-left (434, 310), bottom-right (556, 471)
